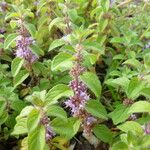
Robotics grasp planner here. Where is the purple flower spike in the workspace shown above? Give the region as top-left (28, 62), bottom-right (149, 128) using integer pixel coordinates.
top-left (45, 125), bottom-right (56, 141)
top-left (144, 123), bottom-right (150, 134)
top-left (64, 44), bottom-right (97, 134)
top-left (16, 36), bottom-right (38, 63)
top-left (14, 25), bottom-right (38, 64)
top-left (86, 116), bottom-right (97, 126)
top-left (40, 115), bottom-right (55, 142)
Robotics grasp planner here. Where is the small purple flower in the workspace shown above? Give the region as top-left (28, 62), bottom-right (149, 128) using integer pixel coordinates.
top-left (70, 64), bottom-right (85, 77)
top-left (86, 116), bottom-right (97, 126)
top-left (79, 91), bottom-right (89, 101)
top-left (33, 1), bottom-right (39, 6)
top-left (69, 79), bottom-right (87, 94)
top-left (110, 0), bottom-right (116, 7)
top-left (143, 41), bottom-right (150, 51)
top-left (144, 123), bottom-right (150, 134)
top-left (145, 43), bottom-right (150, 49)
top-left (65, 99), bottom-right (77, 113)
top-left (82, 114), bottom-right (98, 134)
top-left (65, 44), bottom-right (97, 134)
top-left (40, 115), bottom-right (55, 141)
top-left (129, 114), bottom-right (137, 121)
top-left (0, 1), bottom-right (7, 12)
top-left (65, 79), bottom-right (90, 117)
top-left (45, 125), bottom-right (56, 141)
top-left (15, 36), bottom-right (38, 63)
top-left (0, 29), bottom-right (6, 34)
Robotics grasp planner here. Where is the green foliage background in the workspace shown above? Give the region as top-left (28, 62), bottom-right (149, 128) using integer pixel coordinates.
top-left (0, 0), bottom-right (150, 149)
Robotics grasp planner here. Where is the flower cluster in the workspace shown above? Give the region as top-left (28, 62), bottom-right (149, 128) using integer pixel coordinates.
top-left (65, 44), bottom-right (97, 134)
top-left (15, 26), bottom-right (38, 63)
top-left (40, 115), bottom-right (55, 142)
top-left (142, 41), bottom-right (150, 51)
top-left (128, 114), bottom-right (137, 121)
top-left (145, 42), bottom-right (150, 49)
top-left (0, 1), bottom-right (7, 12)
top-left (65, 79), bottom-right (89, 116)
top-left (0, 29), bottom-right (6, 34)
top-left (123, 99), bottom-right (134, 106)
top-left (110, 0), bottom-right (116, 7)
top-left (144, 123), bottom-right (150, 134)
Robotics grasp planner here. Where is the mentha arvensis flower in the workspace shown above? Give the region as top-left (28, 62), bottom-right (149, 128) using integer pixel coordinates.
top-left (144, 123), bottom-right (150, 134)
top-left (15, 26), bottom-right (38, 63)
top-left (16, 36), bottom-right (37, 63)
top-left (40, 115), bottom-right (55, 142)
top-left (65, 44), bottom-right (97, 134)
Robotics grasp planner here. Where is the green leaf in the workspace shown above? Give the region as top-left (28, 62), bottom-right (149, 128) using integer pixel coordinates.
top-left (51, 52), bottom-right (73, 71)
top-left (27, 109), bottom-right (41, 133)
top-left (127, 78), bottom-right (145, 100)
top-left (137, 116), bottom-right (150, 125)
top-left (93, 125), bottom-right (113, 143)
top-left (83, 41), bottom-right (104, 54)
top-left (28, 125), bottom-right (46, 150)
top-left (140, 87), bottom-right (150, 99)
top-left (11, 57), bottom-right (24, 77)
top-left (5, 12), bottom-right (20, 20)
top-left (18, 106), bottom-right (34, 118)
top-left (109, 104), bottom-right (131, 125)
top-left (68, 9), bottom-right (78, 22)
top-left (4, 33), bottom-right (18, 49)
top-left (0, 111), bottom-right (8, 125)
top-left (37, 1), bottom-right (47, 12)
top-left (85, 100), bottom-right (107, 120)
top-left (46, 105), bottom-right (67, 121)
top-left (110, 37), bottom-right (126, 44)
top-left (49, 17), bottom-right (63, 32)
top-left (126, 131), bottom-right (136, 144)
top-left (111, 141), bottom-right (128, 150)
top-left (32, 62), bottom-right (47, 77)
top-left (51, 143), bottom-right (67, 150)
top-left (30, 44), bottom-right (44, 56)
top-left (73, 118), bottom-right (81, 136)
top-left (0, 100), bottom-right (6, 116)
top-left (37, 16), bottom-right (48, 30)
top-left (12, 106), bottom-right (34, 135)
top-left (101, 0), bottom-right (110, 12)
top-left (86, 53), bottom-right (97, 65)
top-left (24, 23), bottom-right (36, 38)
top-left (144, 32), bottom-right (150, 38)
top-left (99, 20), bottom-right (108, 33)
top-left (80, 72), bottom-right (101, 99)
top-left (45, 84), bottom-right (73, 105)
top-left (141, 135), bottom-right (150, 147)
top-left (10, 20), bottom-right (17, 29)
top-left (105, 77), bottom-right (129, 90)
top-left (51, 117), bottom-right (80, 139)
top-left (113, 54), bottom-right (125, 60)
top-left (123, 59), bottom-right (141, 69)
top-left (117, 121), bottom-right (143, 135)
top-left (13, 70), bottom-right (29, 88)
top-left (11, 100), bottom-right (27, 112)
top-left (29, 90), bottom-right (46, 106)
top-left (128, 101), bottom-right (150, 113)
top-left (49, 39), bottom-right (65, 51)
top-left (83, 52), bottom-right (97, 68)
top-left (144, 53), bottom-right (150, 68)
top-left (12, 117), bottom-right (27, 135)
top-left (21, 137), bottom-right (28, 150)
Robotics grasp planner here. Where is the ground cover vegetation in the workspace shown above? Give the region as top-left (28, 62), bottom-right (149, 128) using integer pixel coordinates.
top-left (0, 0), bottom-right (150, 149)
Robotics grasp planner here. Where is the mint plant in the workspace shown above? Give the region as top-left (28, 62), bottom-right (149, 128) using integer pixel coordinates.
top-left (0, 0), bottom-right (150, 150)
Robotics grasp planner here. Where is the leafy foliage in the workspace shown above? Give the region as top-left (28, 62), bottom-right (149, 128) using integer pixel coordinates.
top-left (0, 0), bottom-right (150, 149)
